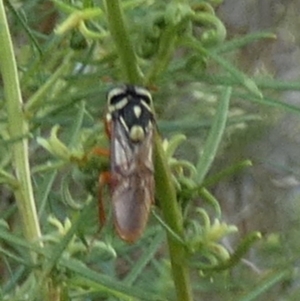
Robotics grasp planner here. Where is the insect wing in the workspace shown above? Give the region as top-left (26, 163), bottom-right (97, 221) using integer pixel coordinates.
top-left (110, 119), bottom-right (154, 242)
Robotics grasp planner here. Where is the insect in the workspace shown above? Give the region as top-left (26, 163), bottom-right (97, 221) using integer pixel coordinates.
top-left (99, 85), bottom-right (155, 242)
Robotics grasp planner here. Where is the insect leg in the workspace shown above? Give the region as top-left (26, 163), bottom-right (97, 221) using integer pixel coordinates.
top-left (92, 147), bottom-right (110, 157)
top-left (98, 171), bottom-right (112, 226)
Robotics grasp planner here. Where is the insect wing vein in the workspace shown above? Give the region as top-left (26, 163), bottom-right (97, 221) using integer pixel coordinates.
top-left (110, 119), bottom-right (154, 242)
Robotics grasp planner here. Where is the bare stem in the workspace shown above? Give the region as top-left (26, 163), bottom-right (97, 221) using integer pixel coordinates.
top-left (104, 0), bottom-right (141, 84)
top-left (0, 0), bottom-right (42, 250)
top-left (104, 1), bottom-right (194, 299)
top-left (154, 133), bottom-right (194, 301)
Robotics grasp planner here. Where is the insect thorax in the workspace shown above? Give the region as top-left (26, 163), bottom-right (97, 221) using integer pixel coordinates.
top-left (107, 85), bottom-right (154, 142)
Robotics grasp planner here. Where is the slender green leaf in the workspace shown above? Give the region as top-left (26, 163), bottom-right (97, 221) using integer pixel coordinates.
top-left (61, 257), bottom-right (166, 301)
top-left (195, 87), bottom-right (231, 184)
top-left (237, 270), bottom-right (291, 301)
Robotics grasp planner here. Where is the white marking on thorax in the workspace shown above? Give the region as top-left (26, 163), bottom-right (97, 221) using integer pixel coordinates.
top-left (133, 105), bottom-right (142, 118)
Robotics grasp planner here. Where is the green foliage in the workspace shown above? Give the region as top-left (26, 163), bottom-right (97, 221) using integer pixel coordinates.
top-left (1, 0), bottom-right (300, 300)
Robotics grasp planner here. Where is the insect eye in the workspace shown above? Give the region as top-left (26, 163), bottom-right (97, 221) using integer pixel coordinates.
top-left (107, 88), bottom-right (124, 104)
top-left (139, 94), bottom-right (152, 105)
top-left (107, 87), bottom-right (129, 111)
top-left (109, 94), bottom-right (127, 105)
top-left (133, 87), bottom-right (153, 106)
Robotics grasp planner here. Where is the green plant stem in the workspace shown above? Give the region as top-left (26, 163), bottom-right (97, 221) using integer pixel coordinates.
top-left (104, 2), bottom-right (193, 299)
top-left (0, 1), bottom-right (42, 249)
top-left (104, 0), bottom-right (141, 84)
top-left (3, 0), bottom-right (42, 55)
top-left (154, 133), bottom-right (194, 301)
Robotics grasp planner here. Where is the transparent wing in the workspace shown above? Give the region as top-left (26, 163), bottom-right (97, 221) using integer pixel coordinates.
top-left (110, 120), bottom-right (154, 242)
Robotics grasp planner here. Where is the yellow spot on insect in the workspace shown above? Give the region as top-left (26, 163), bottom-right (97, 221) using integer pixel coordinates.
top-left (133, 105), bottom-right (142, 118)
top-left (106, 113), bottom-right (112, 122)
top-left (130, 125), bottom-right (145, 142)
